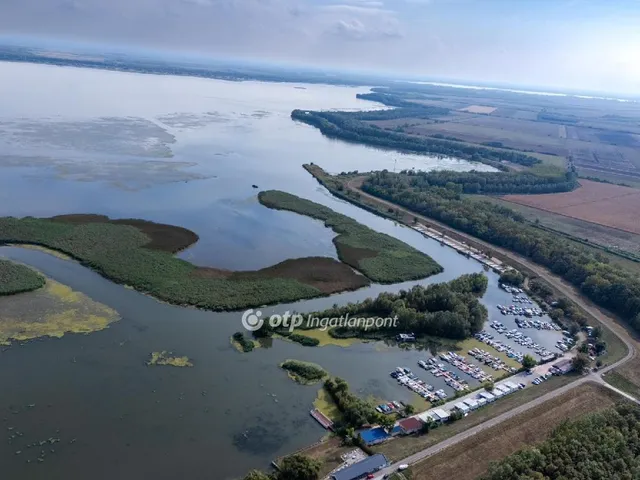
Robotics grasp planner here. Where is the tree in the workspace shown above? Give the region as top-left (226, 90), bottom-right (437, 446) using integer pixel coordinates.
top-left (572, 353), bottom-right (590, 373)
top-left (379, 414), bottom-right (395, 431)
top-left (521, 355), bottom-right (537, 370)
top-left (278, 455), bottom-right (321, 480)
top-left (499, 270), bottom-right (525, 287)
top-left (449, 409), bottom-right (464, 421)
top-left (404, 404), bottom-right (416, 415)
top-left (243, 471), bottom-right (273, 480)
top-left (484, 381), bottom-right (494, 392)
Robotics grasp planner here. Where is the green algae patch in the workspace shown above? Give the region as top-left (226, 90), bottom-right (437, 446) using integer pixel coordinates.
top-left (147, 351), bottom-right (193, 367)
top-left (0, 277), bottom-right (119, 345)
top-left (313, 388), bottom-right (343, 423)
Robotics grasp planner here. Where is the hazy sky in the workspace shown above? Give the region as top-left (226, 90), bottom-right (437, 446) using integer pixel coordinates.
top-left (1, 0), bottom-right (639, 94)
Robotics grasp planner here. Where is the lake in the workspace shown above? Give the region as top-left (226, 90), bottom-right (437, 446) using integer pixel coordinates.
top-left (0, 61), bottom-right (561, 480)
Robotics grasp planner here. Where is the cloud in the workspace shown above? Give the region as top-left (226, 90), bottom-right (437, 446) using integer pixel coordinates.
top-left (0, 0), bottom-right (639, 94)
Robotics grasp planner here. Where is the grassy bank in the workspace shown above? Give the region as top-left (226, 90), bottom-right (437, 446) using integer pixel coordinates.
top-left (0, 190), bottom-right (441, 310)
top-left (258, 190), bottom-right (442, 283)
top-left (280, 359), bottom-right (328, 385)
top-left (0, 259), bottom-right (45, 295)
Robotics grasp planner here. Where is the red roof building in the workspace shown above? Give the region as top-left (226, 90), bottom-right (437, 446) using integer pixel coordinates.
top-left (398, 417), bottom-right (423, 434)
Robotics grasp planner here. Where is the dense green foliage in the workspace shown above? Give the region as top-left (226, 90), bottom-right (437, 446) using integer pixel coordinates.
top-left (313, 273), bottom-right (489, 340)
top-left (481, 404), bottom-right (640, 480)
top-left (232, 332), bottom-right (255, 352)
top-left (0, 259), bottom-right (45, 295)
top-left (259, 190), bottom-right (442, 283)
top-left (324, 377), bottom-right (386, 429)
top-left (291, 109), bottom-right (541, 168)
top-left (397, 169), bottom-right (578, 195)
top-left (521, 355), bottom-right (537, 370)
top-left (0, 217), bottom-right (323, 310)
top-left (243, 454), bottom-right (321, 480)
top-left (362, 171), bottom-right (640, 335)
top-left (499, 270), bottom-right (525, 287)
top-left (280, 360), bottom-right (328, 384)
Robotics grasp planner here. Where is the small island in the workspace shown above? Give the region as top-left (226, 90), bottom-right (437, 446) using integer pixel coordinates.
top-left (0, 192), bottom-right (441, 311)
top-left (146, 351), bottom-right (193, 367)
top-left (280, 359), bottom-right (328, 385)
top-left (231, 332), bottom-right (258, 353)
top-left (0, 259), bottom-right (45, 295)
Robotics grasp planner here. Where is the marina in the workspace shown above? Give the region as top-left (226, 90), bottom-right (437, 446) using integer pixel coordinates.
top-left (412, 224), bottom-right (506, 273)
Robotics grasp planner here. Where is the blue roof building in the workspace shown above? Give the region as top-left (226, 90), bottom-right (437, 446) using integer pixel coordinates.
top-left (331, 454), bottom-right (388, 480)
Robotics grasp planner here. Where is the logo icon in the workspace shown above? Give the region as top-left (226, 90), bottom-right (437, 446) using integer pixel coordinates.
top-left (241, 309), bottom-right (264, 331)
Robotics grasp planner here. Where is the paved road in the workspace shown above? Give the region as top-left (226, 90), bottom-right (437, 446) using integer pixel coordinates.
top-left (343, 179), bottom-right (639, 479)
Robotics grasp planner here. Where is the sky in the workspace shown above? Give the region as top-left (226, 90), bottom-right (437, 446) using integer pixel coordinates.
top-left (1, 0), bottom-right (639, 95)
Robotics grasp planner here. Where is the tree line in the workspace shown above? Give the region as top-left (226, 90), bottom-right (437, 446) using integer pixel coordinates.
top-left (362, 171), bottom-right (640, 335)
top-left (481, 403), bottom-right (640, 480)
top-left (291, 109), bottom-right (541, 169)
top-left (396, 169), bottom-right (578, 195)
top-left (311, 273), bottom-right (489, 340)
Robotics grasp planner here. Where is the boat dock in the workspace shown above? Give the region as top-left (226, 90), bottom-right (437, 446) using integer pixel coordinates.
top-left (412, 224), bottom-right (506, 273)
top-left (310, 408), bottom-right (334, 430)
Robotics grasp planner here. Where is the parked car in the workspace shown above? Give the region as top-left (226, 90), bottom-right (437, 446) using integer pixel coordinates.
top-left (398, 464), bottom-right (409, 471)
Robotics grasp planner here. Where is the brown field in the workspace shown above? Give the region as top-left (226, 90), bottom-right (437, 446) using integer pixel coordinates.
top-left (502, 179), bottom-right (640, 235)
top-left (472, 196), bottom-right (640, 259)
top-left (408, 382), bottom-right (623, 480)
top-left (51, 214), bottom-right (198, 253)
top-left (192, 256), bottom-right (370, 294)
top-left (459, 105), bottom-right (497, 114)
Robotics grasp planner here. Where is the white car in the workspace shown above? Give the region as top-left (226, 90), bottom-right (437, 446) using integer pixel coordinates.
top-left (398, 464), bottom-right (409, 471)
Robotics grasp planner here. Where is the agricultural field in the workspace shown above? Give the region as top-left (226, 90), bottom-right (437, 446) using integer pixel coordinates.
top-left (406, 382), bottom-right (623, 480)
top-left (472, 195), bottom-right (640, 260)
top-left (361, 85), bottom-right (640, 184)
top-left (502, 179), bottom-right (640, 235)
top-left (459, 105), bottom-right (497, 114)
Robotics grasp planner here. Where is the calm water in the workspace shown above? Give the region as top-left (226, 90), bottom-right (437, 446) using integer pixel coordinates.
top-left (0, 62), bottom-right (561, 480)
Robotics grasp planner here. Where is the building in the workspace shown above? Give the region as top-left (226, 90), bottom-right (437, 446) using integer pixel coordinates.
top-left (463, 398), bottom-right (479, 410)
top-left (398, 417), bottom-right (423, 435)
top-left (491, 388), bottom-right (504, 398)
top-left (494, 384), bottom-right (512, 395)
top-left (454, 402), bottom-right (470, 414)
top-left (331, 454), bottom-right (388, 480)
top-left (478, 391), bottom-right (495, 403)
top-left (504, 381), bottom-right (520, 391)
top-left (429, 408), bottom-right (451, 423)
top-left (552, 358), bottom-right (574, 375)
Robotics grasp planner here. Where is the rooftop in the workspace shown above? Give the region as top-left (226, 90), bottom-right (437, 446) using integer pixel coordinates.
top-left (398, 417), bottom-right (423, 432)
top-left (331, 453), bottom-right (388, 480)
